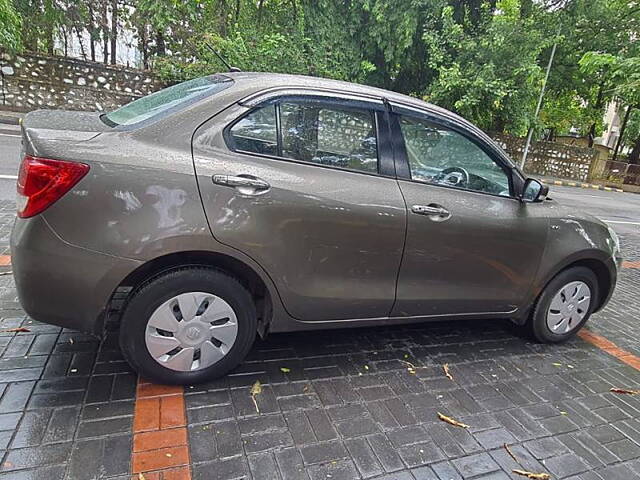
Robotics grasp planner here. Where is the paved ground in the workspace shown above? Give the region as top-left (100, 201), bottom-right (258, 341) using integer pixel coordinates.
top-left (1, 130), bottom-right (640, 480)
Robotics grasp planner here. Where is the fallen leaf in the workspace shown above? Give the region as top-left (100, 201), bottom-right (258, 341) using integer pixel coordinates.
top-left (250, 380), bottom-right (262, 413)
top-left (364, 365), bottom-right (369, 370)
top-left (70, 369), bottom-right (78, 373)
top-left (0, 327), bottom-right (30, 333)
top-left (437, 412), bottom-right (469, 429)
top-left (69, 338), bottom-right (74, 344)
top-left (610, 387), bottom-right (640, 395)
top-left (280, 367), bottom-right (291, 373)
top-left (443, 363), bottom-right (453, 381)
top-left (504, 443), bottom-right (519, 464)
top-left (567, 364), bottom-right (574, 369)
top-left (400, 359), bottom-right (418, 374)
top-left (165, 453), bottom-right (172, 458)
top-left (138, 473), bottom-right (146, 480)
top-left (512, 469), bottom-right (551, 479)
top-left (551, 362), bottom-right (562, 367)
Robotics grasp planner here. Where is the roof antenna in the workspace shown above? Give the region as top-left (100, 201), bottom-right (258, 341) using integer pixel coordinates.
top-left (202, 42), bottom-right (241, 73)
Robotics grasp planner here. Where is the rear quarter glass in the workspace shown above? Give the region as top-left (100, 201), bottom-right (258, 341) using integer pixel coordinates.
top-left (102, 75), bottom-right (234, 128)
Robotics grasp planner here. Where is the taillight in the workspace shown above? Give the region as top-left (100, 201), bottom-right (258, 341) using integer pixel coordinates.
top-left (17, 155), bottom-right (89, 218)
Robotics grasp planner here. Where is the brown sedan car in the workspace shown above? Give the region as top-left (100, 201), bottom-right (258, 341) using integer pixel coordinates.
top-left (10, 73), bottom-right (621, 384)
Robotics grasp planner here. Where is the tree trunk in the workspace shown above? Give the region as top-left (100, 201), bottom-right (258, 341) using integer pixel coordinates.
top-left (629, 136), bottom-right (640, 165)
top-left (156, 31), bottom-right (166, 56)
top-left (88, 4), bottom-right (96, 61)
top-left (140, 25), bottom-right (149, 69)
top-left (588, 82), bottom-right (605, 148)
top-left (102, 0), bottom-right (109, 63)
top-left (75, 26), bottom-right (87, 60)
top-left (613, 105), bottom-right (632, 163)
top-left (110, 0), bottom-right (118, 64)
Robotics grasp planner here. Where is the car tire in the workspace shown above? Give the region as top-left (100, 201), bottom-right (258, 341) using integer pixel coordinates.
top-left (119, 267), bottom-right (257, 385)
top-left (529, 266), bottom-right (598, 343)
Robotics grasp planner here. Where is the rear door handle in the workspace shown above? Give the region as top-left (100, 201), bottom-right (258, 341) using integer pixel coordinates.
top-left (411, 204), bottom-right (451, 221)
top-left (213, 174), bottom-right (270, 194)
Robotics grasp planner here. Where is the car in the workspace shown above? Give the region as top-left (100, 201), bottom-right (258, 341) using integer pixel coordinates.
top-left (10, 72), bottom-right (622, 385)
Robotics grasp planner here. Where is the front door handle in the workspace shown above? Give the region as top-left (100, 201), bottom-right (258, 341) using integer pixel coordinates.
top-left (213, 174), bottom-right (270, 194)
top-left (411, 204), bottom-right (451, 221)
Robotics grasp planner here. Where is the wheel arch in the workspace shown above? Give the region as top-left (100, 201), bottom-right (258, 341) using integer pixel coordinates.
top-left (108, 250), bottom-right (275, 338)
top-left (538, 254), bottom-right (615, 313)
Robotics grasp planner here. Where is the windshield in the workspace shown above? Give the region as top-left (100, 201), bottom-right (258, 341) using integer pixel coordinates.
top-left (103, 75), bottom-right (233, 127)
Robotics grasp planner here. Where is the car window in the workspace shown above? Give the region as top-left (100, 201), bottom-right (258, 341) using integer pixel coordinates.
top-left (280, 101), bottom-right (378, 173)
top-left (399, 115), bottom-right (511, 196)
top-left (230, 104), bottom-right (277, 156)
top-left (103, 75), bottom-right (233, 127)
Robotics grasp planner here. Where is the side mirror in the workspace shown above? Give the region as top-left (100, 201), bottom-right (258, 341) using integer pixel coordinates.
top-left (521, 178), bottom-right (549, 203)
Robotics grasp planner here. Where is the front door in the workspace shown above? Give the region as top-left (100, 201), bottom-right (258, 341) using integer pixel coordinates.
top-left (390, 109), bottom-right (547, 317)
top-left (192, 95), bottom-right (406, 321)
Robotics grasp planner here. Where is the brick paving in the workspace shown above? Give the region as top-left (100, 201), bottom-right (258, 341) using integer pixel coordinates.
top-left (0, 198), bottom-right (639, 480)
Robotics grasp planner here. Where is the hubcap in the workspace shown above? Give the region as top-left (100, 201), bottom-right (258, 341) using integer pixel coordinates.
top-left (546, 281), bottom-right (591, 334)
top-left (144, 292), bottom-right (238, 372)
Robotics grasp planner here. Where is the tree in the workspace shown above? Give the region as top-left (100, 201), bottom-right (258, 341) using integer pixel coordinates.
top-left (0, 0), bottom-right (21, 51)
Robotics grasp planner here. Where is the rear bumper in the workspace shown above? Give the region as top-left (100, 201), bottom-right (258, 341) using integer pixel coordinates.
top-left (10, 215), bottom-right (142, 335)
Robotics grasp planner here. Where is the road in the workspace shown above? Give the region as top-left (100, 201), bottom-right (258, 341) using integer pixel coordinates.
top-left (0, 130), bottom-right (638, 233)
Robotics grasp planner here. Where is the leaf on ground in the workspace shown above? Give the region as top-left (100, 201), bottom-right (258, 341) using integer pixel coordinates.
top-left (551, 362), bottom-right (562, 367)
top-left (400, 360), bottom-right (417, 374)
top-left (0, 327), bottom-right (30, 333)
top-left (513, 469), bottom-right (551, 479)
top-left (443, 363), bottom-right (453, 381)
top-left (250, 380), bottom-right (262, 413)
top-left (504, 443), bottom-right (519, 464)
top-left (610, 387), bottom-right (640, 395)
top-left (280, 367), bottom-right (291, 373)
top-left (437, 412), bottom-right (469, 428)
top-left (138, 474), bottom-right (146, 480)
top-left (250, 380), bottom-right (262, 396)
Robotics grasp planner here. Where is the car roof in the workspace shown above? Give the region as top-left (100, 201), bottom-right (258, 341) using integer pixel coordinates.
top-left (223, 72), bottom-right (463, 122)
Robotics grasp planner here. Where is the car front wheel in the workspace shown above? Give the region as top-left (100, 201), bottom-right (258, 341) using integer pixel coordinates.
top-left (119, 268), bottom-right (257, 385)
top-left (529, 266), bottom-right (598, 343)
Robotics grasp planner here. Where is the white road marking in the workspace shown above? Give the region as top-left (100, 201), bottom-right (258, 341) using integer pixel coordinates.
top-left (0, 133), bottom-right (20, 138)
top-left (601, 219), bottom-right (640, 225)
top-left (0, 175), bottom-right (17, 180)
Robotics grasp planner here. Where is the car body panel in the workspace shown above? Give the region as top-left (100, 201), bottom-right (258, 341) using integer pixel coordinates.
top-left (392, 180), bottom-right (548, 317)
top-left (192, 103), bottom-right (407, 321)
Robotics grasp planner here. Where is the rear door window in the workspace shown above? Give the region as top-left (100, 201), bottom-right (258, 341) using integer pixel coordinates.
top-left (280, 101), bottom-right (378, 173)
top-left (228, 98), bottom-right (379, 174)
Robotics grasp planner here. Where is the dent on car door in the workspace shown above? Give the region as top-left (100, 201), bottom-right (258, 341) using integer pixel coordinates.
top-left (192, 96), bottom-right (406, 321)
top-left (391, 109), bottom-right (548, 317)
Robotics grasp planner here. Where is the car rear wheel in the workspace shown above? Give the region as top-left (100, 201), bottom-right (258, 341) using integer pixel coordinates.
top-left (529, 266), bottom-right (598, 343)
top-left (119, 268), bottom-right (257, 385)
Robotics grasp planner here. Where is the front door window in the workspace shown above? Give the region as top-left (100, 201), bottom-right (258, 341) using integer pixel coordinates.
top-left (399, 115), bottom-right (511, 197)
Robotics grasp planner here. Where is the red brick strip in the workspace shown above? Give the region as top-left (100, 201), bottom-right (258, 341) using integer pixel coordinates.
top-left (131, 379), bottom-right (191, 480)
top-left (0, 255), bottom-right (11, 266)
top-left (578, 329), bottom-right (640, 370)
top-left (622, 260), bottom-right (640, 269)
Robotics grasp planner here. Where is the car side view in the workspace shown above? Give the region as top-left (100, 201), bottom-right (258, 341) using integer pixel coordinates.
top-left (10, 73), bottom-right (622, 384)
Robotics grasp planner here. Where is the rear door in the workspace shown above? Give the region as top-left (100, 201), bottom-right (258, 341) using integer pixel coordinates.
top-left (390, 106), bottom-right (547, 317)
top-left (192, 93), bottom-right (406, 321)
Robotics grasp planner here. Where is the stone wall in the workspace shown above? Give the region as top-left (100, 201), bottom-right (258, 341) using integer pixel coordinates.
top-left (492, 133), bottom-right (598, 182)
top-left (0, 50), bottom-right (164, 112)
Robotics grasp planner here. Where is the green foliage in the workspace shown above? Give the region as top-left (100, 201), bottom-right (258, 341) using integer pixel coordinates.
top-left (424, 0), bottom-right (548, 134)
top-left (6, 0), bottom-right (640, 138)
top-left (0, 0), bottom-right (21, 50)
